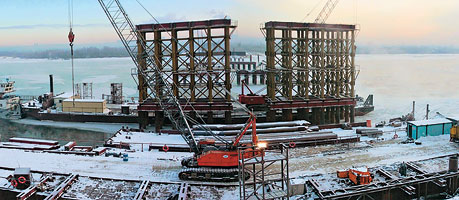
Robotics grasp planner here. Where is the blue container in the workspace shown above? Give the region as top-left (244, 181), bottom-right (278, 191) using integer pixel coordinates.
top-left (122, 153), bottom-right (128, 162)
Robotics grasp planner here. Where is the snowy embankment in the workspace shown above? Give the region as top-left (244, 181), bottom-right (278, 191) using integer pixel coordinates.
top-left (0, 125), bottom-right (457, 184)
top-left (0, 147), bottom-right (191, 182)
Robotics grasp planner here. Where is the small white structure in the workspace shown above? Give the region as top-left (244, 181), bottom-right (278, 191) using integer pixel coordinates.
top-left (54, 92), bottom-right (78, 111)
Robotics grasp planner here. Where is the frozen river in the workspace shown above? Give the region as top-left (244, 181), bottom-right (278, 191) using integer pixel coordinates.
top-left (1, 54), bottom-right (459, 128)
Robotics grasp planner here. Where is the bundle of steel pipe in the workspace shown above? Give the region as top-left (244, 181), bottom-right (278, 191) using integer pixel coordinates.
top-left (193, 126), bottom-right (308, 136)
top-left (150, 134), bottom-right (357, 152)
top-left (196, 132), bottom-right (337, 144)
top-left (192, 120), bottom-right (310, 131)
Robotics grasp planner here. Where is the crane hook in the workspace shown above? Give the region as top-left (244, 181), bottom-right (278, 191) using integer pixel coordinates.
top-left (68, 29), bottom-right (75, 46)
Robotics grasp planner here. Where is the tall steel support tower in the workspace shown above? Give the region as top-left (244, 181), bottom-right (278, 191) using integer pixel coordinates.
top-left (135, 19), bottom-right (236, 128)
top-left (262, 22), bottom-right (357, 124)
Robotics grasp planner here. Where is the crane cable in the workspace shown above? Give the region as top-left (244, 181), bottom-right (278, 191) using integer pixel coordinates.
top-left (68, 0), bottom-right (75, 106)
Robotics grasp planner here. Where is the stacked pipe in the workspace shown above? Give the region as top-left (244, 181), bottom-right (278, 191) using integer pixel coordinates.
top-left (196, 131), bottom-right (337, 144)
top-left (192, 120), bottom-right (311, 136)
top-left (191, 120), bottom-right (352, 148)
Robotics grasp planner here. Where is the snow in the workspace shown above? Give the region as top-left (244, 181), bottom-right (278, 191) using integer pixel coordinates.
top-left (288, 131), bottom-right (458, 178)
top-left (12, 118), bottom-right (138, 133)
top-left (408, 118), bottom-right (452, 126)
top-left (0, 122), bottom-right (456, 199)
top-left (21, 99), bottom-right (41, 108)
top-left (65, 176), bottom-right (139, 200)
top-left (54, 92), bottom-right (74, 99)
top-left (9, 137), bottom-right (58, 144)
top-left (0, 142), bottom-right (57, 150)
top-left (0, 125), bottom-right (455, 185)
top-left (108, 131), bottom-right (186, 151)
top-left (446, 115), bottom-right (459, 122)
top-left (63, 99), bottom-right (105, 103)
top-left (0, 148), bottom-right (191, 182)
top-left (350, 166), bottom-right (368, 172)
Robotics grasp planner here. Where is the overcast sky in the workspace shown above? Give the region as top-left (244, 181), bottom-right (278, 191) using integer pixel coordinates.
top-left (1, 0), bottom-right (458, 47)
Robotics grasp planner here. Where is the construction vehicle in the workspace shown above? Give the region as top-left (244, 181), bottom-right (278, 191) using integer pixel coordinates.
top-left (238, 80), bottom-right (266, 111)
top-left (451, 125), bottom-right (459, 143)
top-left (97, 0), bottom-right (263, 182)
top-left (179, 113), bottom-right (262, 181)
top-left (337, 167), bottom-right (372, 185)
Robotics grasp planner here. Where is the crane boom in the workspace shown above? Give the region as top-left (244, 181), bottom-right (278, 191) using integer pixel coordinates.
top-left (97, 0), bottom-right (200, 153)
top-left (314, 0), bottom-right (340, 24)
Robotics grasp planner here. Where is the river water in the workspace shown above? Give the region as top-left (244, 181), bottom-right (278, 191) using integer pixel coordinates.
top-left (1, 54), bottom-right (459, 143)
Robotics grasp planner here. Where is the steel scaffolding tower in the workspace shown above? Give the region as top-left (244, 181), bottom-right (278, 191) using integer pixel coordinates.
top-left (75, 83), bottom-right (93, 99)
top-left (239, 144), bottom-right (290, 200)
top-left (135, 19), bottom-right (237, 127)
top-left (110, 83), bottom-right (123, 104)
top-left (262, 22), bottom-right (357, 124)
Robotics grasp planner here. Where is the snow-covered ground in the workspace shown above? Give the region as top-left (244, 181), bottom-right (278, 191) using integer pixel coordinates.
top-left (109, 131), bottom-right (187, 150)
top-left (0, 148), bottom-right (190, 182)
top-left (13, 118), bottom-right (138, 133)
top-left (0, 124), bottom-right (456, 199)
top-left (289, 132), bottom-right (457, 178)
top-left (0, 125), bottom-right (457, 183)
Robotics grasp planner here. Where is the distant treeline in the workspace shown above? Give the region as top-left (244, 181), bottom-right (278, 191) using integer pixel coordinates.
top-left (1, 45), bottom-right (459, 59)
top-left (0, 46), bottom-right (129, 59)
top-left (231, 44), bottom-right (459, 54)
top-left (357, 45), bottom-right (459, 54)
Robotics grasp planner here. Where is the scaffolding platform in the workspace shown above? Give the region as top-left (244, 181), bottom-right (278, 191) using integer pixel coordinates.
top-left (239, 144), bottom-right (290, 200)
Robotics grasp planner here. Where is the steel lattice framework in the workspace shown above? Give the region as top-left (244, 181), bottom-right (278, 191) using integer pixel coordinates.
top-left (238, 145), bottom-right (290, 200)
top-left (262, 21), bottom-right (357, 124)
top-left (136, 20), bottom-right (235, 105)
top-left (263, 22), bottom-right (356, 101)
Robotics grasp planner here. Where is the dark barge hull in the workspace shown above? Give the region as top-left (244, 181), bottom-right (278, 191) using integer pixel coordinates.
top-left (23, 107), bottom-right (369, 126)
top-left (354, 106), bottom-right (374, 116)
top-left (22, 107), bottom-right (139, 124)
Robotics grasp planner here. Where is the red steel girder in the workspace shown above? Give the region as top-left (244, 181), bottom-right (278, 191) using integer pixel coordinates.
top-left (268, 98), bottom-right (356, 109)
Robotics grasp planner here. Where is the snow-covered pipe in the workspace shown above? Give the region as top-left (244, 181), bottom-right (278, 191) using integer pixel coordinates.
top-left (192, 120), bottom-right (310, 131)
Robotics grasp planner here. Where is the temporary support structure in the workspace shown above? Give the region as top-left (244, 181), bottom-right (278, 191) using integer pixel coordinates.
top-left (262, 21), bottom-right (357, 124)
top-left (110, 83), bottom-right (123, 104)
top-left (75, 83), bottom-right (93, 99)
top-left (238, 144), bottom-right (290, 200)
top-left (135, 19), bottom-right (237, 127)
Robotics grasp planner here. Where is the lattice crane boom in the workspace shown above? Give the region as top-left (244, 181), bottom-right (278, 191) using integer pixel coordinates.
top-left (97, 0), bottom-right (201, 154)
top-left (314, 0), bottom-right (340, 24)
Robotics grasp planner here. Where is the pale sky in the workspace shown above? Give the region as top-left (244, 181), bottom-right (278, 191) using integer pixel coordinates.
top-left (1, 0), bottom-right (458, 47)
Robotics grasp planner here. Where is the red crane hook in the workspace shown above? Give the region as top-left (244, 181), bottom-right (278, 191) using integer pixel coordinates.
top-left (68, 29), bottom-right (75, 44)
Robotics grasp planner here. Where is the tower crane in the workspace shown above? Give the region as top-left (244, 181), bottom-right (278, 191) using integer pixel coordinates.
top-left (97, 0), bottom-right (262, 181)
top-left (314, 0), bottom-right (340, 24)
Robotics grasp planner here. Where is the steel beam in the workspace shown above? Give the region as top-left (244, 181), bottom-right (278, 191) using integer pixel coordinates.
top-left (44, 174), bottom-right (78, 200)
top-left (133, 180), bottom-right (150, 200)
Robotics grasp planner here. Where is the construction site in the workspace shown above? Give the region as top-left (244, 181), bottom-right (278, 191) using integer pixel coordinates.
top-left (135, 17), bottom-right (358, 129)
top-left (0, 0), bottom-right (458, 200)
